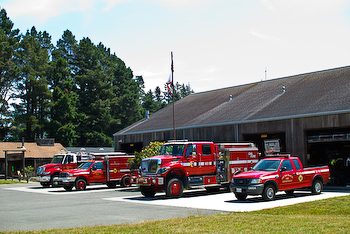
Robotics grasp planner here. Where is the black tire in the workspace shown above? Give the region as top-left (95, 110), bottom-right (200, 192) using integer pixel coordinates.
top-left (262, 184), bottom-right (276, 201)
top-left (64, 186), bottom-right (73, 191)
top-left (121, 175), bottom-right (131, 187)
top-left (234, 192), bottom-right (248, 201)
top-left (285, 190), bottom-right (294, 196)
top-left (311, 179), bottom-right (323, 194)
top-left (166, 178), bottom-right (184, 198)
top-left (75, 179), bottom-right (87, 191)
top-left (140, 186), bottom-right (156, 197)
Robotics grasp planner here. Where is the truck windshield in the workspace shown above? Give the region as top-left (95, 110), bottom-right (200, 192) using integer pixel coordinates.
top-left (252, 159), bottom-right (281, 171)
top-left (141, 159), bottom-right (161, 173)
top-left (160, 144), bottom-right (185, 156)
top-left (77, 162), bottom-right (94, 170)
top-left (51, 155), bottom-right (64, 164)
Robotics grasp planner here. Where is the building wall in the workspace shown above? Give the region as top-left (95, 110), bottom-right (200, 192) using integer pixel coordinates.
top-left (115, 113), bottom-right (350, 167)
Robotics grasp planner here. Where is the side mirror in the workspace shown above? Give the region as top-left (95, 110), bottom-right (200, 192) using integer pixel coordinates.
top-left (280, 166), bottom-right (287, 172)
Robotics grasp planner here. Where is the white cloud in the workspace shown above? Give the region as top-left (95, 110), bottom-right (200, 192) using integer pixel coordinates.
top-left (103, 0), bottom-right (130, 11)
top-left (155, 0), bottom-right (213, 9)
top-left (2, 0), bottom-right (122, 22)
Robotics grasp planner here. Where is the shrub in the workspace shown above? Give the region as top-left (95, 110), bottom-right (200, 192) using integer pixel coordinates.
top-left (129, 141), bottom-right (164, 169)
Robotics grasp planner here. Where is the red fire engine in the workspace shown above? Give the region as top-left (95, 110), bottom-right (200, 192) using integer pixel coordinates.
top-left (136, 140), bottom-right (259, 198)
top-left (54, 152), bottom-right (136, 191)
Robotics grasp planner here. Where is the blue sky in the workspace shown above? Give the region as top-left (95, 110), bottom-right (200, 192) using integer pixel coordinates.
top-left (1, 0), bottom-right (350, 93)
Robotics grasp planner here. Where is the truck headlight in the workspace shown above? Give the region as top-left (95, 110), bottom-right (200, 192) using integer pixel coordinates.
top-left (250, 178), bottom-right (262, 184)
top-left (43, 171), bottom-right (51, 175)
top-left (68, 173), bottom-right (74, 177)
top-left (157, 167), bottom-right (170, 174)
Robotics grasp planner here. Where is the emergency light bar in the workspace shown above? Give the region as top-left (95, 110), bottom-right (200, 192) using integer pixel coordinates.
top-left (265, 152), bottom-right (291, 158)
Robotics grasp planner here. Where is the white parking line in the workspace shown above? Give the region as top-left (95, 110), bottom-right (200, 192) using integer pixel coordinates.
top-left (103, 190), bottom-right (350, 212)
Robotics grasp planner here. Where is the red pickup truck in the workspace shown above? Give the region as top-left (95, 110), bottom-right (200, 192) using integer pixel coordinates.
top-left (230, 154), bottom-right (330, 201)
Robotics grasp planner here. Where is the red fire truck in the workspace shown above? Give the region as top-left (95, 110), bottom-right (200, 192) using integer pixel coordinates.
top-left (231, 154), bottom-right (330, 201)
top-left (136, 140), bottom-right (259, 198)
top-left (35, 151), bottom-right (90, 187)
top-left (53, 152), bottom-right (136, 191)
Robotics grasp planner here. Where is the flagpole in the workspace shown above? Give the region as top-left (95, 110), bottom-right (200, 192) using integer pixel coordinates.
top-left (171, 52), bottom-right (176, 140)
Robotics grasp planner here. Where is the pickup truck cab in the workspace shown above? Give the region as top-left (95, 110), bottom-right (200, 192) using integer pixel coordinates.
top-left (230, 154), bottom-right (330, 201)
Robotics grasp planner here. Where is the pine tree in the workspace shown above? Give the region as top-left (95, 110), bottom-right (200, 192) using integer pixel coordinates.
top-left (14, 26), bottom-right (53, 140)
top-left (0, 8), bottom-right (20, 140)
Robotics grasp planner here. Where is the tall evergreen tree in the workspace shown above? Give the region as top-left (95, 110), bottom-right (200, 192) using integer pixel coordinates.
top-left (46, 30), bottom-right (79, 146)
top-left (13, 26), bottom-right (53, 140)
top-left (0, 8), bottom-right (20, 140)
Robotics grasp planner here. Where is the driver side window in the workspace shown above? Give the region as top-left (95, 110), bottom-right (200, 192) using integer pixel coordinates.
top-left (281, 160), bottom-right (293, 171)
top-left (185, 144), bottom-right (196, 158)
top-left (95, 162), bottom-right (104, 170)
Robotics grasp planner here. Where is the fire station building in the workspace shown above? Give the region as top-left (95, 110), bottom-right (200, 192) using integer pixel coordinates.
top-left (114, 66), bottom-right (350, 185)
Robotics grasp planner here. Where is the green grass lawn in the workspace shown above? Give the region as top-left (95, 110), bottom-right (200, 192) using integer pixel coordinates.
top-left (0, 179), bottom-right (26, 184)
top-left (5, 194), bottom-right (350, 234)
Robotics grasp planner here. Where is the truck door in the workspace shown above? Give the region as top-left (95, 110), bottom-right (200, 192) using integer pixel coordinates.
top-left (62, 155), bottom-right (76, 171)
top-left (279, 159), bottom-right (299, 190)
top-left (291, 158), bottom-right (306, 187)
top-left (198, 144), bottom-right (216, 175)
top-left (90, 161), bottom-right (106, 183)
top-left (184, 144), bottom-right (198, 175)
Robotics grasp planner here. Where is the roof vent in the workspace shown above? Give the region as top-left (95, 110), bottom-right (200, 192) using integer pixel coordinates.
top-left (146, 110), bottom-right (150, 119)
top-left (229, 95), bottom-right (232, 101)
top-left (282, 86), bottom-right (286, 94)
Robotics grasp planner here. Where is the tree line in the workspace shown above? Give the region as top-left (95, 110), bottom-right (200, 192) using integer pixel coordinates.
top-left (0, 8), bottom-right (193, 147)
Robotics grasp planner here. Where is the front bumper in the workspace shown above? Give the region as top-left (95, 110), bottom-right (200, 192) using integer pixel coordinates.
top-left (136, 176), bottom-right (164, 186)
top-left (53, 177), bottom-right (76, 186)
top-left (33, 176), bottom-right (51, 183)
top-left (230, 183), bottom-right (264, 195)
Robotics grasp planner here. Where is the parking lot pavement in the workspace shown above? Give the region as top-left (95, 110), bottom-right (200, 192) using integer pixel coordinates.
top-left (3, 183), bottom-right (135, 195)
top-left (3, 183), bottom-right (350, 213)
top-left (103, 189), bottom-right (350, 212)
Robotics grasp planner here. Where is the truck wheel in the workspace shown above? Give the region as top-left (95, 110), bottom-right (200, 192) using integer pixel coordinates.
top-left (140, 186), bottom-right (156, 197)
top-left (64, 186), bottom-right (73, 191)
top-left (262, 184), bottom-right (276, 201)
top-left (234, 193), bottom-right (248, 201)
top-left (166, 178), bottom-right (183, 198)
top-left (121, 176), bottom-right (131, 187)
top-left (311, 179), bottom-right (323, 194)
top-left (75, 179), bottom-right (87, 191)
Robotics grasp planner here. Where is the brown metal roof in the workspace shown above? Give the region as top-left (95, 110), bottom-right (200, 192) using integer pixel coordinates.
top-left (0, 142), bottom-right (67, 158)
top-left (115, 66), bottom-right (350, 135)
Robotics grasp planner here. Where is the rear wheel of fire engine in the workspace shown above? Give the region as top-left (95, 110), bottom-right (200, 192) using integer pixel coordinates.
top-left (121, 176), bottom-right (131, 187)
top-left (140, 186), bottom-right (156, 197)
top-left (234, 192), bottom-right (248, 201)
top-left (262, 184), bottom-right (276, 201)
top-left (311, 179), bottom-right (323, 194)
top-left (75, 179), bottom-right (87, 191)
top-left (166, 178), bottom-right (183, 198)
top-left (64, 186), bottom-right (73, 191)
